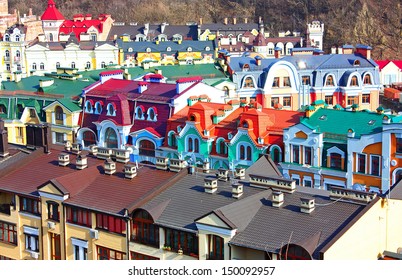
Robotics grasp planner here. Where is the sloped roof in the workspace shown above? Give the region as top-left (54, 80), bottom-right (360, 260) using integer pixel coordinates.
top-left (41, 0), bottom-right (65, 21)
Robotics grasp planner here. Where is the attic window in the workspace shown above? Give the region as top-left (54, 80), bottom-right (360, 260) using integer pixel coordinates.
top-left (205, 46), bottom-right (210, 51)
top-left (354, 60), bottom-right (360, 66)
top-left (368, 120), bottom-right (376, 125)
top-left (128, 47), bottom-right (133, 52)
top-left (146, 47), bottom-right (151, 53)
top-left (187, 47), bottom-right (192, 52)
top-left (319, 115), bottom-right (327, 120)
top-left (166, 47), bottom-right (171, 51)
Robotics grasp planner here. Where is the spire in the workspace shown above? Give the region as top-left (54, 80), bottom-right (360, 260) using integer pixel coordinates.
top-left (41, 0), bottom-right (65, 21)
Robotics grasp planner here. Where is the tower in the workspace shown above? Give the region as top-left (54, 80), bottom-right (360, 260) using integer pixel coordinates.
top-left (307, 21), bottom-right (324, 50)
top-left (41, 0), bottom-right (65, 42)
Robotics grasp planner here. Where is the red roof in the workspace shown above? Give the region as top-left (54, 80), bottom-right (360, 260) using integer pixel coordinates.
top-left (59, 15), bottom-right (111, 41)
top-left (375, 60), bottom-right (390, 70)
top-left (176, 76), bottom-right (203, 83)
top-left (394, 61), bottom-right (402, 70)
top-left (41, 0), bottom-right (65, 21)
top-left (99, 70), bottom-right (123, 76)
top-left (143, 74), bottom-right (164, 80)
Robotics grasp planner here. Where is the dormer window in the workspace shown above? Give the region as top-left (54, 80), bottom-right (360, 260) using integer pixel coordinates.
top-left (146, 47), bottom-right (151, 53)
top-left (135, 106), bottom-right (144, 120)
top-left (15, 35), bottom-right (20, 42)
top-left (205, 46), bottom-right (210, 51)
top-left (128, 47), bottom-right (133, 52)
top-left (350, 76), bottom-right (358, 87)
top-left (86, 61), bottom-right (91, 69)
top-left (95, 101), bottom-right (103, 114)
top-left (106, 103), bottom-right (116, 116)
top-left (242, 64), bottom-right (250, 71)
top-left (187, 47), bottom-right (192, 52)
top-left (101, 61), bottom-right (106, 68)
top-left (166, 47), bottom-right (172, 52)
top-left (363, 73), bottom-right (372, 85)
top-left (147, 107), bottom-right (157, 121)
top-left (4, 34), bottom-right (9, 41)
top-left (325, 75), bottom-right (335, 86)
top-left (243, 76), bottom-right (254, 88)
top-left (85, 100), bottom-right (93, 113)
top-left (353, 60), bottom-right (360, 66)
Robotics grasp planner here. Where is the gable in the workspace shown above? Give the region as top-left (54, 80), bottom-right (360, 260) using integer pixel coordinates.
top-left (196, 212), bottom-right (232, 229)
top-left (95, 43), bottom-right (118, 51)
top-left (296, 131), bottom-right (308, 139)
top-left (26, 44), bottom-right (50, 51)
top-left (38, 182), bottom-right (64, 196)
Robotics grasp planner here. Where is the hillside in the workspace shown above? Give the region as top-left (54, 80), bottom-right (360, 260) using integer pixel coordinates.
top-left (9, 0), bottom-right (401, 59)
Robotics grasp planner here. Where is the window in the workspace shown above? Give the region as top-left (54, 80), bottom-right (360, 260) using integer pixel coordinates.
top-left (32, 63), bottom-right (37, 70)
top-left (132, 210), bottom-right (159, 247)
top-left (187, 47), bottom-right (192, 52)
top-left (40, 62), bottom-right (45, 70)
top-left (47, 201), bottom-right (60, 221)
top-left (90, 33), bottom-right (97, 41)
top-left (330, 153), bottom-right (342, 170)
top-left (208, 235), bottom-right (224, 260)
top-left (85, 100), bottom-right (93, 113)
top-left (97, 246), bottom-right (125, 260)
top-left (302, 76), bottom-right (310, 85)
top-left (6, 64), bottom-right (10, 71)
top-left (325, 95), bottom-right (333, 105)
top-left (271, 97), bottom-right (279, 108)
top-left (95, 102), bottom-right (102, 114)
top-left (350, 76), bottom-right (358, 86)
top-left (50, 233), bottom-right (61, 260)
top-left (304, 179), bottom-right (312, 188)
top-left (72, 238), bottom-right (88, 260)
top-left (4, 34), bottom-right (9, 41)
top-left (56, 62), bottom-right (60, 68)
top-left (5, 50), bottom-right (9, 58)
top-left (370, 155), bottom-right (380, 176)
top-left (283, 96), bottom-right (291, 107)
top-left (20, 197), bottom-right (41, 215)
top-left (29, 109), bottom-right (36, 118)
top-left (24, 226), bottom-right (39, 252)
top-left (104, 128), bottom-right (118, 149)
top-left (165, 228), bottom-right (198, 256)
top-left (223, 86), bottom-right (229, 96)
top-left (397, 137), bottom-right (402, 153)
top-left (304, 147), bottom-right (312, 165)
top-left (238, 144), bottom-right (252, 161)
top-left (216, 139), bottom-right (228, 156)
top-left (356, 153), bottom-right (366, 173)
top-left (362, 94), bottom-right (370, 104)
top-left (243, 77), bottom-right (254, 88)
top-left (66, 206), bottom-right (92, 228)
top-left (55, 132), bottom-right (64, 144)
top-left (0, 104), bottom-right (6, 114)
top-left (283, 77), bottom-right (291, 87)
top-left (101, 61), bottom-right (106, 68)
top-left (131, 252), bottom-right (159, 260)
top-left (49, 33), bottom-right (54, 42)
top-left (55, 106), bottom-right (63, 124)
top-left (347, 96), bottom-right (358, 105)
top-left (83, 130), bottom-right (96, 147)
top-left (0, 221), bottom-right (17, 245)
top-left (187, 137), bottom-right (199, 153)
top-left (96, 213), bottom-right (126, 235)
top-left (135, 106), bottom-right (144, 120)
top-left (71, 62), bottom-right (76, 69)
top-left (168, 131), bottom-right (176, 147)
top-left (86, 61), bottom-right (91, 69)
top-left (325, 75), bottom-right (335, 86)
top-left (292, 145), bottom-right (300, 164)
top-left (139, 140), bottom-right (155, 157)
top-left (272, 77), bottom-right (279, 87)
top-left (147, 107), bottom-right (157, 121)
top-left (16, 50), bottom-right (20, 58)
top-left (106, 103), bottom-right (116, 116)
top-left (363, 74), bottom-right (372, 85)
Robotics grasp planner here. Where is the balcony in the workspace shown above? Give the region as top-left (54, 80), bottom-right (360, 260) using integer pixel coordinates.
top-left (0, 203), bottom-right (11, 215)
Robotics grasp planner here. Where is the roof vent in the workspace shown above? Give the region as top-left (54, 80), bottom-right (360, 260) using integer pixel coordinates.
top-left (76, 154), bottom-right (87, 170)
top-left (235, 167), bottom-right (246, 179)
top-left (272, 191), bottom-right (284, 207)
top-left (97, 147), bottom-right (112, 160)
top-left (156, 157), bottom-right (169, 170)
top-left (124, 164), bottom-right (137, 179)
top-left (202, 160), bottom-right (210, 173)
top-left (249, 174), bottom-right (296, 193)
top-left (328, 186), bottom-right (377, 205)
top-left (64, 141), bottom-right (72, 151)
top-left (169, 158), bottom-right (186, 172)
top-left (216, 168), bottom-right (229, 181)
top-left (115, 149), bottom-right (130, 163)
top-left (204, 178), bottom-right (218, 194)
top-left (58, 153), bottom-right (70, 167)
top-left (300, 198), bottom-right (315, 214)
top-left (71, 142), bottom-right (82, 155)
top-left (104, 159), bottom-right (116, 175)
top-left (88, 145), bottom-right (98, 156)
top-left (232, 183), bottom-right (243, 199)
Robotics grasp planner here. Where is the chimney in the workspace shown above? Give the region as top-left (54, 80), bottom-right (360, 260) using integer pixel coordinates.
top-left (156, 156), bottom-right (169, 170)
top-left (233, 17), bottom-right (237, 25)
top-left (224, 17), bottom-right (228, 25)
top-left (64, 141), bottom-right (72, 151)
top-left (58, 153), bottom-right (70, 167)
top-left (355, 44), bottom-right (372, 60)
top-left (300, 198), bottom-right (315, 214)
top-left (274, 47), bottom-right (282, 59)
top-left (204, 178), bottom-right (218, 194)
top-left (272, 191), bottom-right (284, 207)
top-left (232, 183), bottom-right (243, 199)
top-left (71, 143), bottom-right (82, 155)
top-left (255, 56), bottom-right (262, 66)
top-left (104, 159), bottom-right (116, 175)
top-left (202, 160), bottom-right (210, 173)
top-left (169, 158), bottom-right (186, 172)
top-left (76, 154), bottom-right (88, 170)
top-left (124, 164), bottom-right (137, 179)
top-left (138, 82), bottom-right (148, 93)
top-left (331, 45), bottom-right (337, 54)
top-left (187, 165), bottom-right (195, 174)
top-left (0, 119), bottom-right (9, 158)
top-left (88, 144), bottom-right (98, 156)
top-left (235, 167), bottom-right (245, 179)
top-left (216, 168), bottom-right (229, 181)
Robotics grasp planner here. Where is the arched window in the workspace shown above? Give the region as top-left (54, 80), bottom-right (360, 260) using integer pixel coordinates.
top-left (95, 102), bottom-right (102, 114)
top-left (243, 76), bottom-right (254, 88)
top-left (0, 104), bottom-right (6, 114)
top-left (246, 146), bottom-right (252, 161)
top-left (4, 34), bottom-right (9, 41)
top-left (194, 138), bottom-right (199, 153)
top-left (16, 50), bottom-right (20, 57)
top-left (32, 63), bottom-right (37, 70)
top-left (135, 106), bottom-right (144, 119)
top-left (5, 50), bottom-right (9, 57)
top-left (168, 131), bottom-right (176, 147)
top-left (56, 62), bottom-right (60, 68)
top-left (216, 138), bottom-right (227, 155)
top-left (350, 76), bottom-right (358, 86)
top-left (139, 140), bottom-right (155, 157)
top-left (188, 138), bottom-right (193, 152)
top-left (187, 47), bottom-right (192, 52)
top-left (132, 210), bottom-right (159, 247)
top-left (85, 100), bottom-right (93, 113)
top-left (107, 103), bottom-right (116, 116)
top-left (55, 106), bottom-right (64, 125)
top-left (86, 61), bottom-right (91, 69)
top-left (40, 63), bottom-right (45, 70)
top-left (147, 107), bottom-right (157, 121)
top-left (238, 144), bottom-right (252, 161)
top-left (71, 62), bottom-right (76, 69)
top-left (109, 61), bottom-right (113, 65)
top-left (240, 145), bottom-right (245, 159)
top-left (15, 35), bottom-right (20, 42)
top-left (325, 75), bottom-right (335, 86)
top-left (83, 130), bottom-right (96, 147)
top-left (104, 128), bottom-right (118, 148)
top-left (363, 73), bottom-right (372, 85)
top-left (49, 33), bottom-right (54, 42)
top-left (223, 86), bottom-right (229, 96)
top-left (101, 61), bottom-right (106, 68)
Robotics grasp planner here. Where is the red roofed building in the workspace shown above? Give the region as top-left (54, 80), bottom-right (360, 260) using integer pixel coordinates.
top-left (161, 100), bottom-right (304, 169)
top-left (375, 60), bottom-right (402, 86)
top-left (76, 72), bottom-right (225, 164)
top-left (41, 0), bottom-right (65, 42)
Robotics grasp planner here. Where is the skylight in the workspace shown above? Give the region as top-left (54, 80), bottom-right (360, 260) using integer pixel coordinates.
top-left (319, 115), bottom-right (327, 120)
top-left (368, 120), bottom-right (376, 125)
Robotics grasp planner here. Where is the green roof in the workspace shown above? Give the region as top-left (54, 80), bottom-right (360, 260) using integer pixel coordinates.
top-left (302, 108), bottom-right (389, 138)
top-left (49, 99), bottom-right (82, 112)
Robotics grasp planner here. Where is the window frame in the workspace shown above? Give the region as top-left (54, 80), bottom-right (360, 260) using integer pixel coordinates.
top-left (66, 206), bottom-right (92, 228)
top-left (370, 154), bottom-right (381, 177)
top-left (0, 221), bottom-right (17, 245)
top-left (97, 245), bottom-right (125, 260)
top-left (19, 197), bottom-right (41, 216)
top-left (96, 213), bottom-right (126, 235)
top-left (356, 153), bottom-right (367, 174)
top-left (47, 201), bottom-right (60, 222)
